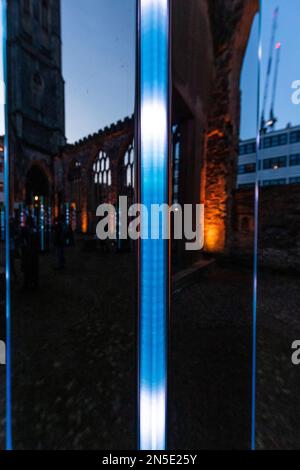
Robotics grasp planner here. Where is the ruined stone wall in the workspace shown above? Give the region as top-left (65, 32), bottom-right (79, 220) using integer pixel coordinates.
top-left (171, 0), bottom-right (258, 263)
top-left (204, 0), bottom-right (258, 254)
top-left (57, 117), bottom-right (133, 233)
top-left (233, 185), bottom-right (300, 271)
top-left (7, 0), bottom-right (65, 207)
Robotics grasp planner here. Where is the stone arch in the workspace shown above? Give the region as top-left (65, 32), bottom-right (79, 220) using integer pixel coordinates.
top-left (117, 137), bottom-right (135, 197)
top-left (204, 0), bottom-right (259, 254)
top-left (67, 159), bottom-right (83, 231)
top-left (25, 160), bottom-right (53, 205)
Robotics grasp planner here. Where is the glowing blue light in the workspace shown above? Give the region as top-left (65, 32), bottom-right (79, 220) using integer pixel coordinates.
top-left (251, 4), bottom-right (262, 451)
top-left (1, 0), bottom-right (12, 450)
top-left (0, 204), bottom-right (4, 240)
top-left (48, 206), bottom-right (52, 233)
top-left (138, 0), bottom-right (170, 451)
top-left (65, 202), bottom-right (70, 226)
top-left (40, 196), bottom-right (45, 252)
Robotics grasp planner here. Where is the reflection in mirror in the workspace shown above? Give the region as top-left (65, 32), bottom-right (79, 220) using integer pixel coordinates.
top-left (8, 0), bottom-right (135, 449)
top-left (0, 0), bottom-right (6, 449)
top-left (256, 0), bottom-right (300, 450)
top-left (169, 0), bottom-right (259, 449)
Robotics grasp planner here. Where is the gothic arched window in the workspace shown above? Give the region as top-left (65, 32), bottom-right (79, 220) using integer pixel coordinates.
top-left (42, 0), bottom-right (49, 32)
top-left (68, 160), bottom-right (82, 210)
top-left (172, 125), bottom-right (181, 204)
top-left (23, 0), bottom-right (31, 15)
top-left (124, 143), bottom-right (134, 188)
top-left (93, 151), bottom-right (112, 187)
top-left (33, 0), bottom-right (40, 21)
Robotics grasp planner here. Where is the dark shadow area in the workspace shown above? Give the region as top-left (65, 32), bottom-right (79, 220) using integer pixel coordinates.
top-left (169, 264), bottom-right (252, 449)
top-left (11, 243), bottom-right (136, 449)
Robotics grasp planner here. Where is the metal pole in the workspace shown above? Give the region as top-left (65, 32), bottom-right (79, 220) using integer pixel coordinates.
top-left (1, 0), bottom-right (12, 450)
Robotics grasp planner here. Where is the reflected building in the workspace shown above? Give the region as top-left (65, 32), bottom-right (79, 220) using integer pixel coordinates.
top-left (6, 0), bottom-right (281, 269)
top-left (238, 124), bottom-right (300, 188)
top-left (7, 0), bottom-right (65, 209)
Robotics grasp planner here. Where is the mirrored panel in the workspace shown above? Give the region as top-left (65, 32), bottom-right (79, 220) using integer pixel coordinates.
top-left (0, 0), bottom-right (6, 449)
top-left (8, 0), bottom-right (136, 449)
top-left (169, 0), bottom-right (260, 449)
top-left (256, 0), bottom-right (300, 450)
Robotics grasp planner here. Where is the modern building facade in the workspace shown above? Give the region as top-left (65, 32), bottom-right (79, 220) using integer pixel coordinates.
top-left (238, 124), bottom-right (300, 188)
top-left (5, 0), bottom-right (263, 267)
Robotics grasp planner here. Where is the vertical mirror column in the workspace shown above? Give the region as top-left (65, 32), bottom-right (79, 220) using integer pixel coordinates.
top-left (256, 0), bottom-right (300, 450)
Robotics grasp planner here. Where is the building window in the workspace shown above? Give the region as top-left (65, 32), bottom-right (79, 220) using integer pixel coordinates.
top-left (33, 0), bottom-right (40, 21)
top-left (262, 178), bottom-right (286, 187)
top-left (263, 156), bottom-right (287, 170)
top-left (31, 71), bottom-right (44, 109)
top-left (68, 160), bottom-right (82, 213)
top-left (93, 151), bottom-right (111, 187)
top-left (238, 163), bottom-right (256, 174)
top-left (238, 183), bottom-right (255, 189)
top-left (289, 177), bottom-right (300, 185)
top-left (290, 131), bottom-right (300, 144)
top-left (263, 133), bottom-right (288, 149)
top-left (123, 143), bottom-right (134, 188)
top-left (289, 154), bottom-right (300, 166)
top-left (42, 0), bottom-right (49, 32)
top-left (239, 142), bottom-right (256, 155)
top-left (23, 0), bottom-right (31, 14)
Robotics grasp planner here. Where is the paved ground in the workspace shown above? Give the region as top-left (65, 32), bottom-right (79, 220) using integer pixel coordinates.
top-left (0, 243), bottom-right (300, 449)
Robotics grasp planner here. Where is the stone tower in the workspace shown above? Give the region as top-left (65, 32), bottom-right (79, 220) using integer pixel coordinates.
top-left (7, 0), bottom-right (65, 206)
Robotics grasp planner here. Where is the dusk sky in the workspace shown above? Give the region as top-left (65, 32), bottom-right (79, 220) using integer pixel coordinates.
top-left (241, 0), bottom-right (300, 139)
top-left (61, 0), bottom-right (135, 143)
top-left (1, 1), bottom-right (300, 142)
top-left (62, 0), bottom-right (300, 143)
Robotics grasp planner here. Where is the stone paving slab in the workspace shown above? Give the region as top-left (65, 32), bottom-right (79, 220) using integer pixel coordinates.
top-left (0, 247), bottom-right (299, 449)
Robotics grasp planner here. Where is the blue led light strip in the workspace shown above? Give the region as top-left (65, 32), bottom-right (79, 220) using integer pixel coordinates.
top-left (251, 3), bottom-right (262, 451)
top-left (1, 0), bottom-right (12, 450)
top-left (137, 0), bottom-right (170, 451)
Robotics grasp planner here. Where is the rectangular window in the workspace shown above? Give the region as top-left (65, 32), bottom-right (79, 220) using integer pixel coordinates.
top-left (238, 163), bottom-right (256, 174)
top-left (23, 0), bottom-right (30, 14)
top-left (262, 178), bottom-right (286, 187)
top-left (42, 1), bottom-right (49, 32)
top-left (290, 130), bottom-right (300, 144)
top-left (239, 142), bottom-right (256, 155)
top-left (33, 1), bottom-right (40, 21)
top-left (263, 133), bottom-right (288, 148)
top-left (238, 183), bottom-right (255, 189)
top-left (289, 177), bottom-right (300, 185)
top-left (289, 154), bottom-right (300, 166)
top-left (263, 156), bottom-right (287, 170)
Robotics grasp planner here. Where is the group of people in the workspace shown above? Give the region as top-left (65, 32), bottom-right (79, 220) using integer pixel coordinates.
top-left (9, 215), bottom-right (74, 290)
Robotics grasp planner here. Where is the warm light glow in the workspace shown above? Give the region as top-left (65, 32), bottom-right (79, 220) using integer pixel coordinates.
top-left (81, 210), bottom-right (88, 233)
top-left (207, 129), bottom-right (225, 139)
top-left (205, 223), bottom-right (225, 253)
